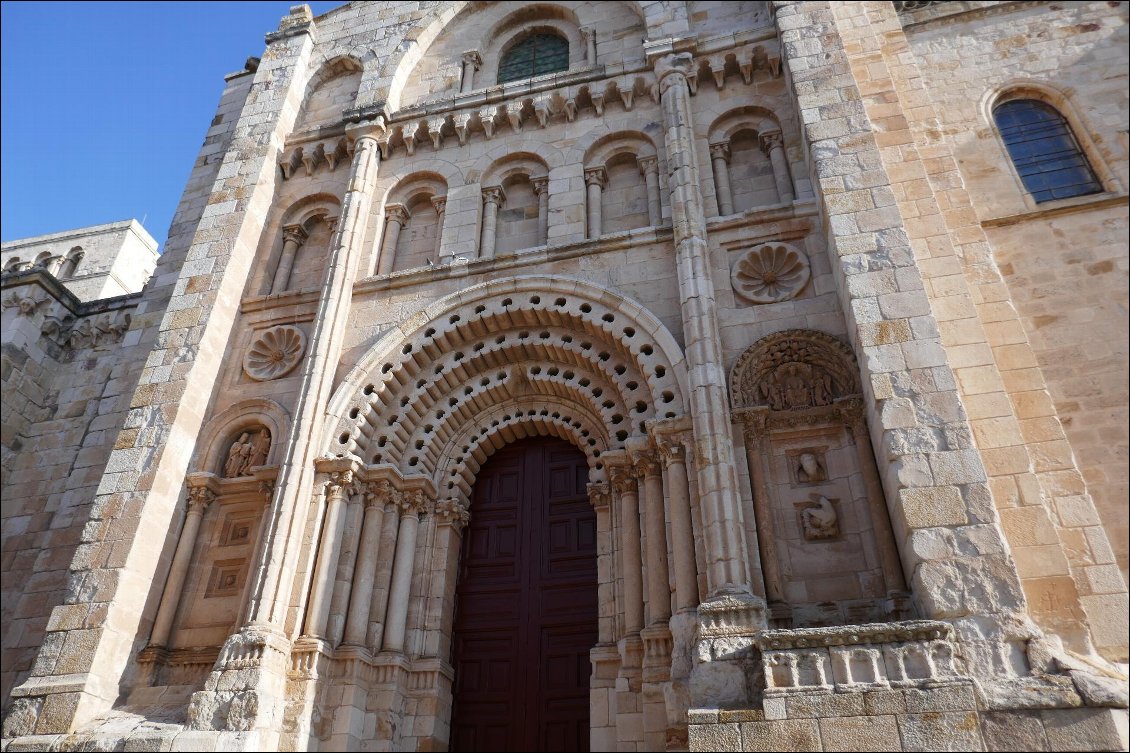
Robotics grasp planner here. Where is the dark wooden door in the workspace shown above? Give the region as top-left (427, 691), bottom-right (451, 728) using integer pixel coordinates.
top-left (450, 437), bottom-right (598, 752)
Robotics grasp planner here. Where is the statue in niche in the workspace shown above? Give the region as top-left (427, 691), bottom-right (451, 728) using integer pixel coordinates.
top-left (799, 494), bottom-right (839, 540)
top-left (796, 452), bottom-right (826, 483)
top-left (222, 429), bottom-right (272, 478)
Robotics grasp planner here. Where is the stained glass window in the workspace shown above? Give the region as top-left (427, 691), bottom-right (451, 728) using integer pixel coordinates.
top-left (994, 99), bottom-right (1102, 203)
top-left (498, 33), bottom-right (569, 85)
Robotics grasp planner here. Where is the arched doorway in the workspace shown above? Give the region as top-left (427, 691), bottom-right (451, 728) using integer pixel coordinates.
top-left (450, 436), bottom-right (598, 752)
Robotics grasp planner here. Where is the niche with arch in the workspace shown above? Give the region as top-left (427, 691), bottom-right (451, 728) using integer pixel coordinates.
top-left (708, 108), bottom-right (795, 215)
top-left (380, 173), bottom-right (449, 273)
top-left (483, 154), bottom-right (549, 254)
top-left (263, 194), bottom-right (341, 295)
top-left (584, 132), bottom-right (660, 235)
top-left (293, 57), bottom-right (363, 134)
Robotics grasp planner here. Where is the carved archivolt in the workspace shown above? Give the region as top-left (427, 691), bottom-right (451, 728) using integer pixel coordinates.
top-left (243, 325), bottom-right (307, 381)
top-left (730, 243), bottom-right (810, 305)
top-left (730, 329), bottom-right (859, 411)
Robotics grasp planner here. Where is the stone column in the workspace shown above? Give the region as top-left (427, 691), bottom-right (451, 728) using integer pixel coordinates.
top-left (638, 156), bottom-right (662, 227)
top-left (709, 142), bottom-right (734, 216)
top-left (638, 453), bottom-right (671, 625)
top-left (342, 481), bottom-right (391, 647)
top-left (588, 483), bottom-right (616, 644)
top-left (377, 204), bottom-right (409, 276)
top-left (303, 470), bottom-right (354, 639)
top-left (760, 130), bottom-right (794, 204)
top-left (532, 176), bottom-right (550, 245)
top-left (460, 50), bottom-right (481, 94)
top-left (609, 462), bottom-right (644, 635)
top-left (581, 26), bottom-right (597, 65)
top-left (366, 494), bottom-right (401, 650)
top-left (737, 413), bottom-right (785, 605)
top-left (271, 224), bottom-right (307, 293)
top-left (149, 486), bottom-right (215, 648)
top-left (584, 166), bottom-right (607, 239)
top-left (382, 489), bottom-right (427, 653)
top-left (654, 52), bottom-right (757, 600)
top-left (431, 195), bottom-right (447, 261)
top-left (428, 499), bottom-right (470, 657)
top-left (479, 186), bottom-right (505, 260)
top-left (656, 434), bottom-right (699, 612)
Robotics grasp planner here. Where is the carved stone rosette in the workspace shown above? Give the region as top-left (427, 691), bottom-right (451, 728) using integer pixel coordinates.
top-left (730, 243), bottom-right (811, 305)
top-left (243, 325), bottom-right (307, 381)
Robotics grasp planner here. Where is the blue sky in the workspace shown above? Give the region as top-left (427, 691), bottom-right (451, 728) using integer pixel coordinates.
top-left (1, 1), bottom-right (342, 248)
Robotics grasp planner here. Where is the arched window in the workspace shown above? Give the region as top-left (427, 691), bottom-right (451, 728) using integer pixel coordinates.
top-left (993, 99), bottom-right (1102, 203)
top-left (497, 33), bottom-right (569, 84)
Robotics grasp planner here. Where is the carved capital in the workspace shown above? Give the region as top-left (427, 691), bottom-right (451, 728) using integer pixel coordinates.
top-left (259, 480), bottom-right (275, 500)
top-left (579, 26), bottom-right (595, 43)
top-left (637, 155), bottom-right (659, 177)
top-left (398, 488), bottom-right (428, 517)
top-left (281, 224), bottom-right (308, 247)
top-left (759, 129), bottom-right (784, 154)
top-left (431, 195), bottom-right (447, 215)
top-left (608, 465), bottom-right (637, 495)
top-left (634, 452), bottom-right (661, 478)
top-left (461, 50), bottom-right (482, 69)
top-left (326, 470), bottom-right (355, 499)
top-left (531, 176), bottom-right (550, 196)
top-left (187, 486), bottom-right (216, 514)
top-left (435, 499), bottom-right (470, 531)
top-left (709, 141), bottom-right (731, 163)
top-left (481, 185), bottom-right (506, 207)
top-left (654, 52), bottom-right (695, 93)
top-left (385, 203), bottom-right (410, 226)
top-left (584, 166), bottom-right (608, 189)
top-left (345, 118), bottom-right (388, 145)
top-left (586, 482), bottom-right (611, 511)
top-left (656, 435), bottom-right (688, 467)
top-left (365, 479), bottom-right (395, 509)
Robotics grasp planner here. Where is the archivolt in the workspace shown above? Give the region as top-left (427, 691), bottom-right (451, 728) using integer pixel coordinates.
top-left (323, 276), bottom-right (688, 502)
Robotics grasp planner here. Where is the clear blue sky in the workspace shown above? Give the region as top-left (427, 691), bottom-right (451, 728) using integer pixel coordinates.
top-left (1, 1), bottom-right (342, 249)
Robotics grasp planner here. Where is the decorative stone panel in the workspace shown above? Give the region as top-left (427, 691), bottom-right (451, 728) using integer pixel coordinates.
top-left (243, 324), bottom-right (307, 381)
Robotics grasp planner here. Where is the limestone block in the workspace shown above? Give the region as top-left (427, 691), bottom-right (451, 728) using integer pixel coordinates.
top-left (896, 711), bottom-right (983, 752)
top-left (1040, 708), bottom-right (1128, 753)
top-left (739, 719), bottom-right (821, 752)
top-left (980, 710), bottom-right (1050, 752)
top-left (820, 714), bottom-right (901, 752)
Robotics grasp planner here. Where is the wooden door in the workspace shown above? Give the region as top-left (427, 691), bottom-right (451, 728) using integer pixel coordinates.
top-left (450, 437), bottom-right (598, 752)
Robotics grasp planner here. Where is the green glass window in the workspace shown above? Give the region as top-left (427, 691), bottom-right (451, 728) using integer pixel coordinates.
top-left (994, 99), bottom-right (1102, 203)
top-left (497, 33), bottom-right (569, 84)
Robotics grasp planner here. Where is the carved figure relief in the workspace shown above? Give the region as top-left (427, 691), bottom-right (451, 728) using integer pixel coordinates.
top-left (730, 242), bottom-right (810, 304)
top-left (792, 450), bottom-right (826, 484)
top-left (795, 494), bottom-right (839, 540)
top-left (222, 428), bottom-right (272, 478)
top-left (759, 361), bottom-right (837, 410)
top-left (729, 330), bottom-right (859, 412)
top-left (243, 325), bottom-right (307, 381)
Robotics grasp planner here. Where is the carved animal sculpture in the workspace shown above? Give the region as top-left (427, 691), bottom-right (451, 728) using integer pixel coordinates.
top-left (801, 495), bottom-right (837, 539)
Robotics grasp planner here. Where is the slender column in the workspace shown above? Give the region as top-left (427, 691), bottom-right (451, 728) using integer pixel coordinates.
top-left (587, 483), bottom-right (616, 644)
top-left (655, 52), bottom-right (754, 596)
top-left (638, 453), bottom-right (671, 625)
top-left (532, 177), bottom-right (550, 245)
top-left (326, 489), bottom-right (365, 645)
top-left (382, 489), bottom-right (426, 653)
top-left (760, 130), bottom-right (795, 204)
top-left (431, 500), bottom-right (471, 656)
top-left (638, 156), bottom-right (662, 227)
top-left (303, 470), bottom-right (353, 639)
top-left (738, 415), bottom-right (784, 603)
top-left (609, 463), bottom-right (644, 635)
top-left (584, 166), bottom-right (607, 239)
top-left (460, 50), bottom-right (481, 94)
top-left (849, 412), bottom-right (908, 595)
top-left (657, 435), bottom-right (699, 612)
top-left (709, 142), bottom-right (735, 216)
top-left (377, 204), bottom-right (410, 276)
top-left (271, 224), bottom-right (307, 293)
top-left (580, 26), bottom-right (597, 65)
top-left (366, 495), bottom-right (401, 649)
top-left (431, 195), bottom-right (447, 261)
top-left (149, 486), bottom-right (214, 648)
top-left (342, 481), bottom-right (392, 646)
top-left (479, 186), bottom-right (505, 259)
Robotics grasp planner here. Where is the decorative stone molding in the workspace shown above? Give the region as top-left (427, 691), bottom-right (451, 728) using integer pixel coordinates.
top-left (243, 324), bottom-right (307, 381)
top-left (2, 291), bottom-right (49, 316)
top-left (729, 329), bottom-right (860, 411)
top-left (586, 482), bottom-right (611, 511)
top-left (41, 310), bottom-right (132, 350)
top-left (696, 591), bottom-right (767, 639)
top-left (755, 621), bottom-right (966, 695)
top-left (730, 242), bottom-right (810, 305)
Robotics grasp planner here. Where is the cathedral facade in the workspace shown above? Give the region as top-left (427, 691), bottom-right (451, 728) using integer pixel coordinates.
top-left (1, 2), bottom-right (1127, 750)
